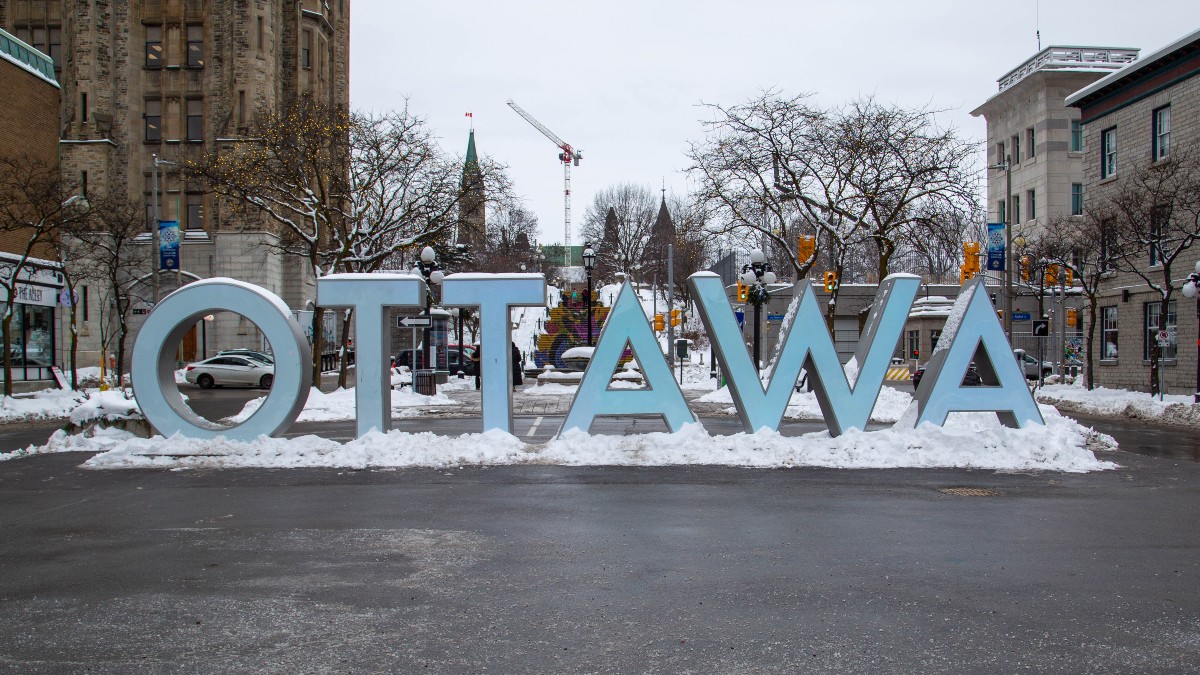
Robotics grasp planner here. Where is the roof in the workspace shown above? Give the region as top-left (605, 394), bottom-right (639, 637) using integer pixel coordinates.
top-left (1066, 28), bottom-right (1200, 107)
top-left (972, 45), bottom-right (1136, 116)
top-left (0, 27), bottom-right (58, 87)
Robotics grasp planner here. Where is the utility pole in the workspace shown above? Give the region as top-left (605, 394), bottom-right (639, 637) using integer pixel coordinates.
top-left (151, 154), bottom-right (178, 305)
top-left (666, 244), bottom-right (674, 365)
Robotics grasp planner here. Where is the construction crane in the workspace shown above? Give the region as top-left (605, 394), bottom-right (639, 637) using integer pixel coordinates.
top-left (506, 99), bottom-right (582, 264)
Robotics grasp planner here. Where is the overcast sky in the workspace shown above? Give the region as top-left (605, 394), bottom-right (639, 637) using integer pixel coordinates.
top-left (350, 1), bottom-right (1200, 247)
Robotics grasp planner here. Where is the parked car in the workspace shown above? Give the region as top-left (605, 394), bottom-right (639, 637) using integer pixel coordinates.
top-left (1016, 352), bottom-right (1053, 380)
top-left (185, 355), bottom-right (275, 389)
top-left (394, 344), bottom-right (478, 375)
top-left (217, 348), bottom-right (274, 365)
top-left (912, 362), bottom-right (982, 388)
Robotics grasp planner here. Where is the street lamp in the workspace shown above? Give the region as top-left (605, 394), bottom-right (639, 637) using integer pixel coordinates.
top-left (582, 244), bottom-right (596, 346)
top-left (739, 248), bottom-right (777, 370)
top-left (1180, 259), bottom-right (1200, 403)
top-left (989, 155), bottom-right (1014, 337)
top-left (411, 245), bottom-right (444, 371)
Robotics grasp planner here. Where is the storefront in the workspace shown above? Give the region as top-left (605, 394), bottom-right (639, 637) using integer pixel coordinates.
top-left (0, 256), bottom-right (64, 383)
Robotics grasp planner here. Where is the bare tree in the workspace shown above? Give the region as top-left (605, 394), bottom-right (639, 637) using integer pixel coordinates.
top-left (579, 183), bottom-right (658, 282)
top-left (475, 202), bottom-right (540, 273)
top-left (1100, 145), bottom-right (1200, 395)
top-left (0, 155), bottom-right (85, 395)
top-left (62, 194), bottom-right (155, 386)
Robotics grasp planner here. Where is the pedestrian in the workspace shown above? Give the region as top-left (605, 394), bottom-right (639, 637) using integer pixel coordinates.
top-left (511, 342), bottom-right (524, 388)
top-left (470, 343), bottom-right (482, 390)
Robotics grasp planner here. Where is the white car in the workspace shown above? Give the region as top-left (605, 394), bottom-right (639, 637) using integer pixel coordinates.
top-left (184, 355), bottom-right (275, 389)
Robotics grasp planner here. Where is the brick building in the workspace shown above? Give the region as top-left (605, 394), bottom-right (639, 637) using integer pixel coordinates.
top-left (0, 26), bottom-right (65, 387)
top-left (0, 0), bottom-right (350, 369)
top-left (1066, 28), bottom-right (1200, 394)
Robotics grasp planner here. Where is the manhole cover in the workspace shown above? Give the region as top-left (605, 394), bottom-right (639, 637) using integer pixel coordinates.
top-left (939, 487), bottom-right (1000, 497)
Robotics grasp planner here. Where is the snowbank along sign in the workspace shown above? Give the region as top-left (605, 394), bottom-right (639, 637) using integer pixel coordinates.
top-left (131, 273), bottom-right (1043, 442)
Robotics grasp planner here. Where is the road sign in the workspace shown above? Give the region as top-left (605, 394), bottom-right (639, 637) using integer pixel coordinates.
top-left (398, 316), bottom-right (432, 328)
top-left (1031, 319), bottom-right (1049, 337)
top-left (1012, 312), bottom-right (1031, 322)
top-left (1156, 329), bottom-right (1172, 347)
top-left (767, 314), bottom-right (785, 322)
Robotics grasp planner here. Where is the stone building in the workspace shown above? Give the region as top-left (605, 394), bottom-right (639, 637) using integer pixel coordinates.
top-left (456, 129), bottom-right (485, 252)
top-left (0, 0), bottom-right (350, 368)
top-left (1066, 28), bottom-right (1200, 394)
top-left (0, 26), bottom-right (64, 388)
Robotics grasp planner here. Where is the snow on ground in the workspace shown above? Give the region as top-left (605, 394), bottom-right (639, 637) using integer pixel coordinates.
top-left (52, 404), bottom-right (1113, 473)
top-left (696, 383), bottom-right (913, 423)
top-left (0, 387), bottom-right (87, 423)
top-left (1037, 383), bottom-right (1200, 426)
top-left (229, 384), bottom-right (457, 423)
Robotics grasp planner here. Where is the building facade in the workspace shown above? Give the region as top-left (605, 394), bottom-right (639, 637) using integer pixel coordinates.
top-left (0, 26), bottom-right (65, 388)
top-left (0, 0), bottom-right (350, 370)
top-left (1066, 29), bottom-right (1200, 394)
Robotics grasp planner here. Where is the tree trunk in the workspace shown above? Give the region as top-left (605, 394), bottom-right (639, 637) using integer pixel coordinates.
top-left (336, 308), bottom-right (354, 389)
top-left (68, 292), bottom-right (79, 390)
top-left (116, 324), bottom-right (128, 390)
top-left (310, 306), bottom-right (324, 388)
top-left (2, 304), bottom-right (14, 398)
top-left (1085, 295), bottom-right (1098, 391)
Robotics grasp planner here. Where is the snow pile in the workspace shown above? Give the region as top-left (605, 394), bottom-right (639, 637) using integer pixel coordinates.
top-left (228, 385), bottom-right (456, 423)
top-left (1037, 383), bottom-right (1200, 426)
top-left (0, 388), bottom-right (87, 423)
top-left (68, 391), bottom-right (141, 425)
top-left (62, 405), bottom-right (1114, 472)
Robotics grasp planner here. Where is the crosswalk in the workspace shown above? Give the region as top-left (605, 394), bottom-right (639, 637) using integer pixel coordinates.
top-left (885, 366), bottom-right (913, 382)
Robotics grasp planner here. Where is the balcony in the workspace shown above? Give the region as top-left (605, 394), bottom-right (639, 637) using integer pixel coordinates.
top-left (998, 46), bottom-right (1139, 92)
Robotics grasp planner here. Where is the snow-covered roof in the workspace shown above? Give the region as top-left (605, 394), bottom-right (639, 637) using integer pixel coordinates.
top-left (908, 295), bottom-right (955, 319)
top-left (0, 27), bottom-right (58, 88)
top-left (1066, 28), bottom-right (1200, 107)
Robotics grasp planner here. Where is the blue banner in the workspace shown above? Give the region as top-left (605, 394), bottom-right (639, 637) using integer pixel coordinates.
top-left (159, 220), bottom-right (180, 271)
top-left (986, 222), bottom-right (1006, 272)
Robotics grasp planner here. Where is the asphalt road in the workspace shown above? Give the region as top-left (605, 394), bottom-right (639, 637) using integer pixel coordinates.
top-left (3, 446), bottom-right (1200, 672)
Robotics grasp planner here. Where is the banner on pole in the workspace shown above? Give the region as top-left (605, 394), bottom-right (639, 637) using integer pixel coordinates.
top-left (986, 222), bottom-right (1006, 272)
top-left (159, 220), bottom-right (180, 271)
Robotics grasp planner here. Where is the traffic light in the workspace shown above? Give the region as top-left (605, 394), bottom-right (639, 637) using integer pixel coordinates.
top-left (1065, 268), bottom-right (1074, 286)
top-left (823, 271), bottom-right (838, 292)
top-left (797, 235), bottom-right (815, 265)
top-left (962, 242), bottom-right (981, 279)
top-left (1067, 308), bottom-right (1079, 328)
top-left (1044, 264), bottom-right (1059, 286)
top-left (670, 309), bottom-right (682, 327)
top-left (1020, 255), bottom-right (1031, 281)
top-left (653, 314), bottom-right (665, 331)
top-left (736, 281), bottom-right (749, 302)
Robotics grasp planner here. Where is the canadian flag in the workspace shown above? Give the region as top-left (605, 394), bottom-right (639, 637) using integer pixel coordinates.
top-left (465, 112), bottom-right (473, 118)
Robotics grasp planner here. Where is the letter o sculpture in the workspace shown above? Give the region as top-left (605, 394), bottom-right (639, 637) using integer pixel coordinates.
top-left (131, 278), bottom-right (312, 440)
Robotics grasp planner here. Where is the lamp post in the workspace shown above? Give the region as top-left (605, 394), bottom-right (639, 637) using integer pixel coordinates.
top-left (150, 153), bottom-right (178, 305)
top-left (1180, 259), bottom-right (1200, 403)
top-left (582, 244), bottom-right (596, 346)
top-left (411, 245), bottom-right (445, 371)
top-left (739, 248), bottom-right (777, 370)
top-left (989, 155), bottom-right (1013, 337)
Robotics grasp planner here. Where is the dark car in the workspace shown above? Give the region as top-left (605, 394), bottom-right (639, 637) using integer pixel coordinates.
top-left (912, 363), bottom-right (982, 389)
top-left (394, 345), bottom-right (478, 375)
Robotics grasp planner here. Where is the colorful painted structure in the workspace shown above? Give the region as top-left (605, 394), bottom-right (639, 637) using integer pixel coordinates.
top-left (534, 297), bottom-right (610, 368)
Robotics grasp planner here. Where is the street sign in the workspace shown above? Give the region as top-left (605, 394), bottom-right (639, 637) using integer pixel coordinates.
top-left (1012, 312), bottom-right (1031, 322)
top-left (767, 314), bottom-right (785, 322)
top-left (1031, 319), bottom-right (1049, 337)
top-left (1156, 329), bottom-right (1172, 347)
top-left (734, 309), bottom-right (745, 330)
top-left (398, 316), bottom-right (432, 328)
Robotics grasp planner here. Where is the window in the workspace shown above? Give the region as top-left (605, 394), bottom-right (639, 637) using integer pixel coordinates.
top-left (81, 171), bottom-right (87, 198)
top-left (80, 92), bottom-right (88, 123)
top-left (257, 16), bottom-right (264, 51)
top-left (998, 199), bottom-right (1006, 225)
top-left (1149, 205), bottom-right (1169, 267)
top-left (48, 27), bottom-right (61, 75)
top-left (1101, 127), bottom-right (1117, 178)
top-left (1101, 306), bottom-right (1118, 360)
top-left (1153, 106), bottom-right (1171, 161)
top-left (144, 99), bottom-right (162, 141)
top-left (1070, 120), bottom-right (1083, 152)
top-left (186, 99), bottom-right (203, 141)
top-left (1026, 189), bottom-right (1036, 221)
top-left (1144, 301), bottom-right (1177, 360)
top-left (82, 286), bottom-right (89, 322)
top-left (186, 25), bottom-right (203, 67)
top-left (301, 29), bottom-right (312, 68)
top-left (145, 25), bottom-right (163, 67)
top-left (1027, 128), bottom-right (1035, 158)
top-left (1011, 195), bottom-right (1020, 225)
top-left (1011, 134), bottom-right (1020, 163)
top-left (997, 141), bottom-right (1006, 166)
top-left (930, 329), bottom-right (942, 353)
top-left (186, 192), bottom-right (204, 230)
top-left (237, 90), bottom-right (246, 125)
top-left (907, 330), bottom-right (919, 359)
top-left (1071, 183), bottom-right (1083, 216)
